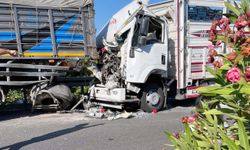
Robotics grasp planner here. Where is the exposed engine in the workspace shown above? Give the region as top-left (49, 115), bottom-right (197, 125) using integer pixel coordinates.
top-left (101, 51), bottom-right (122, 87)
top-left (90, 42), bottom-right (125, 89)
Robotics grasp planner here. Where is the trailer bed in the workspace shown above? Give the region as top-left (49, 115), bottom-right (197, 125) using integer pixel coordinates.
top-left (0, 0), bottom-right (96, 59)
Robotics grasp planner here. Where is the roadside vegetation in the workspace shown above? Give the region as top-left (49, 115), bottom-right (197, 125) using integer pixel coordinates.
top-left (166, 0), bottom-right (250, 149)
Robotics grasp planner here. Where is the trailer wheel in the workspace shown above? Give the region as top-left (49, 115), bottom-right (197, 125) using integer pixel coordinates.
top-left (140, 83), bottom-right (165, 112)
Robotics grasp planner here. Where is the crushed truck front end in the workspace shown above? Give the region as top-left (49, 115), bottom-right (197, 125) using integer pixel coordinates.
top-left (89, 0), bottom-right (169, 112)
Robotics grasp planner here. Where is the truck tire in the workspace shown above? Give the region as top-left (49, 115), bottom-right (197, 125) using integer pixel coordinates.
top-left (35, 92), bottom-right (54, 105)
top-left (140, 83), bottom-right (165, 112)
top-left (48, 84), bottom-right (74, 110)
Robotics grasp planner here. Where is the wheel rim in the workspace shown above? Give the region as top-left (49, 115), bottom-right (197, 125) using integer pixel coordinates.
top-left (146, 91), bottom-right (160, 106)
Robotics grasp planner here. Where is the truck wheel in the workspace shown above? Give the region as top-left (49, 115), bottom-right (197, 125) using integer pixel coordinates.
top-left (140, 83), bottom-right (165, 112)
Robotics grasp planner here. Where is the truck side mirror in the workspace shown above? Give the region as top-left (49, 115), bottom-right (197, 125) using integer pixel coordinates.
top-left (139, 16), bottom-right (149, 36)
top-left (138, 36), bottom-right (146, 47)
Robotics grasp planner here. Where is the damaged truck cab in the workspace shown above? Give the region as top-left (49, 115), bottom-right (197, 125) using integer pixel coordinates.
top-left (90, 0), bottom-right (169, 112)
top-left (90, 0), bottom-right (228, 112)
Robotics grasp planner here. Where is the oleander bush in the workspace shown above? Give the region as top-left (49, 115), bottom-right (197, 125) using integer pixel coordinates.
top-left (166, 1), bottom-right (250, 149)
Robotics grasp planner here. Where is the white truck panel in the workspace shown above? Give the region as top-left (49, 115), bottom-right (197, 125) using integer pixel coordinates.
top-left (126, 43), bottom-right (168, 83)
top-left (149, 0), bottom-right (227, 88)
top-left (189, 0), bottom-right (225, 7)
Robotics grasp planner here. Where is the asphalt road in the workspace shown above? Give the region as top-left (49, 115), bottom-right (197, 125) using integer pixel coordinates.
top-left (0, 102), bottom-right (195, 150)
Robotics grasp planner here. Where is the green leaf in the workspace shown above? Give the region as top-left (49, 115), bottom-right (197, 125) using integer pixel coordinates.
top-left (213, 115), bottom-right (221, 150)
top-left (224, 1), bottom-right (241, 16)
top-left (197, 85), bottom-right (235, 95)
top-left (206, 66), bottom-right (217, 77)
top-left (196, 141), bottom-right (212, 148)
top-left (238, 120), bottom-right (250, 150)
top-left (216, 35), bottom-right (226, 41)
top-left (204, 109), bottom-right (246, 121)
top-left (219, 95), bottom-right (234, 100)
top-left (219, 63), bottom-right (231, 70)
top-left (165, 132), bottom-right (188, 150)
top-left (210, 88), bottom-right (234, 95)
top-left (204, 109), bottom-right (224, 115)
top-left (165, 132), bottom-right (179, 146)
top-left (220, 108), bottom-right (235, 114)
top-left (206, 114), bottom-right (215, 124)
top-left (219, 129), bottom-right (239, 150)
top-left (184, 124), bottom-right (192, 144)
top-left (222, 101), bottom-right (241, 109)
top-left (193, 131), bottom-right (210, 143)
top-left (240, 84), bottom-right (250, 95)
top-left (241, 0), bottom-right (248, 14)
top-left (227, 114), bottom-right (246, 122)
top-left (234, 1), bottom-right (241, 11)
top-left (196, 86), bottom-right (221, 93)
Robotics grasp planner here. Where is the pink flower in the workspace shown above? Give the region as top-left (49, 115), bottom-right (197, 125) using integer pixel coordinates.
top-left (219, 18), bottom-right (226, 24)
top-left (227, 52), bottom-right (237, 61)
top-left (213, 57), bottom-right (224, 68)
top-left (208, 56), bottom-right (215, 63)
top-left (187, 116), bottom-right (196, 123)
top-left (182, 115), bottom-right (197, 124)
top-left (226, 68), bottom-right (241, 83)
top-left (246, 11), bottom-right (250, 18)
top-left (208, 49), bottom-right (218, 56)
top-left (245, 67), bottom-right (250, 82)
top-left (248, 20), bottom-right (250, 27)
top-left (235, 15), bottom-right (248, 30)
top-left (211, 20), bottom-right (219, 31)
top-left (208, 45), bottom-right (215, 50)
top-left (219, 18), bottom-right (230, 32)
top-left (213, 60), bottom-right (223, 68)
top-left (236, 30), bottom-right (244, 37)
top-left (208, 31), bottom-right (216, 42)
top-left (216, 40), bottom-right (222, 46)
top-left (182, 116), bottom-right (188, 123)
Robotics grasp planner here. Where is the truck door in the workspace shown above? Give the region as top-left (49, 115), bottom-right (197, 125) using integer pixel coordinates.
top-left (126, 16), bottom-right (168, 83)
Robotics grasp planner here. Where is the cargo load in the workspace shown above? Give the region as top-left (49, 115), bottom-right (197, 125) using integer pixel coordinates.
top-left (0, 0), bottom-right (97, 58)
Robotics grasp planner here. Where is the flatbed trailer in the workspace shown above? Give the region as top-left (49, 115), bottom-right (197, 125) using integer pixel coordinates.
top-left (0, 0), bottom-right (98, 109)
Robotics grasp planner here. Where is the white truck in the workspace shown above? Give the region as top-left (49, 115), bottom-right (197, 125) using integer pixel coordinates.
top-left (89, 0), bottom-right (229, 112)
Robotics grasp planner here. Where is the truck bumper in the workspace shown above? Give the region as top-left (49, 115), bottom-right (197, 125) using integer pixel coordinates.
top-left (89, 85), bottom-right (126, 102)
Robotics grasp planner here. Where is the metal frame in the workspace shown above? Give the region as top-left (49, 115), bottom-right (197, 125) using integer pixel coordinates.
top-left (0, 63), bottom-right (69, 70)
top-left (13, 6), bottom-right (23, 55)
top-left (81, 4), bottom-right (98, 59)
top-left (0, 62), bottom-right (70, 86)
top-left (0, 3), bottom-right (97, 59)
top-left (48, 9), bottom-right (58, 56)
